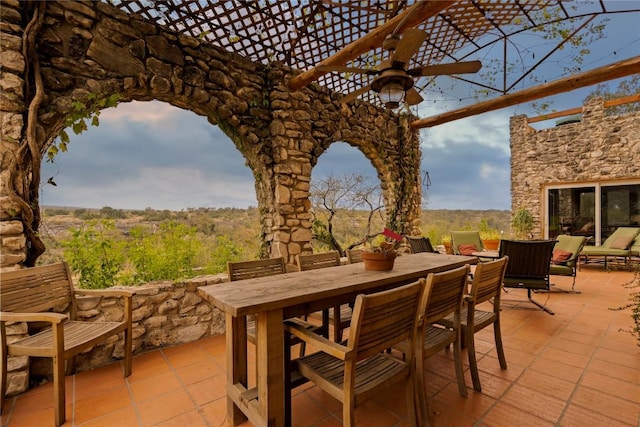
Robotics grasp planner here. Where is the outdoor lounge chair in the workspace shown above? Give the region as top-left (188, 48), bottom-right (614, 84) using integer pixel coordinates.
top-left (548, 235), bottom-right (589, 292)
top-left (579, 227), bottom-right (640, 269)
top-left (451, 230), bottom-right (494, 262)
top-left (450, 231), bottom-right (484, 255)
top-left (499, 239), bottom-right (556, 315)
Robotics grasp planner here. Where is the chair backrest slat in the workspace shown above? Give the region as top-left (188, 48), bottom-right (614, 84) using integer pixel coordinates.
top-left (422, 265), bottom-right (469, 325)
top-left (499, 240), bottom-right (555, 279)
top-left (349, 280), bottom-right (423, 360)
top-left (227, 257), bottom-right (286, 282)
top-left (296, 251), bottom-right (341, 271)
top-left (346, 249), bottom-right (363, 264)
top-left (405, 236), bottom-right (436, 254)
top-left (0, 262), bottom-right (75, 314)
top-left (470, 257), bottom-right (509, 306)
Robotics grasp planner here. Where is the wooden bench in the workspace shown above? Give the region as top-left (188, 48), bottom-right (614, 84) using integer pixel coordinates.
top-left (0, 262), bottom-right (134, 427)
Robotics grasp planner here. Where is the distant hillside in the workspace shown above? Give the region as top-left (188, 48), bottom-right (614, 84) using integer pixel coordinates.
top-left (39, 206), bottom-right (510, 265)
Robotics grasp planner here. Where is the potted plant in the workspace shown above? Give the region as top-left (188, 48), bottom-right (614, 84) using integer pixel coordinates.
top-left (480, 228), bottom-right (501, 250)
top-left (511, 207), bottom-right (535, 240)
top-left (362, 241), bottom-right (398, 270)
top-left (440, 234), bottom-right (453, 254)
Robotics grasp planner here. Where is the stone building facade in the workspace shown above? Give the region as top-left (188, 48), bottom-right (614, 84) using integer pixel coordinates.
top-left (510, 97), bottom-right (640, 240)
top-left (0, 0), bottom-right (423, 272)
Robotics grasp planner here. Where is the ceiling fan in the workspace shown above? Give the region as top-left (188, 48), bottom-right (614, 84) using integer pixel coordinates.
top-left (319, 28), bottom-right (482, 109)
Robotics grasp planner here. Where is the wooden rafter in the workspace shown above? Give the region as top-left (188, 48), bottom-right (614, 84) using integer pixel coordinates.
top-left (411, 56), bottom-right (640, 129)
top-left (288, 1), bottom-right (454, 91)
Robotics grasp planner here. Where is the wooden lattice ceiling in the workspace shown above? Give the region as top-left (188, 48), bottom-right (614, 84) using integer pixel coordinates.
top-left (113, 1), bottom-right (639, 111)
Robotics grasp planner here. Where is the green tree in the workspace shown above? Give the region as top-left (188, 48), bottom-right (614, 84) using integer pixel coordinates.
top-left (62, 220), bottom-right (125, 289)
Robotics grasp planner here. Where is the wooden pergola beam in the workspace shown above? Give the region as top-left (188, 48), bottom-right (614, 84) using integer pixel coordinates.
top-left (411, 56), bottom-right (640, 129)
top-left (288, 1), bottom-right (454, 91)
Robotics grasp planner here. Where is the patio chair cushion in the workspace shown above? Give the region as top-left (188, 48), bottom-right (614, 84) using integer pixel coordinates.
top-left (581, 227), bottom-right (640, 257)
top-left (458, 243), bottom-right (478, 255)
top-left (610, 235), bottom-right (634, 250)
top-left (552, 248), bottom-right (572, 264)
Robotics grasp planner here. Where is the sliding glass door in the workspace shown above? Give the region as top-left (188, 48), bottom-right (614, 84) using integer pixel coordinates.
top-left (545, 181), bottom-right (640, 245)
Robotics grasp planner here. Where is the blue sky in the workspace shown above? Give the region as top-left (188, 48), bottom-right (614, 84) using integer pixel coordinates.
top-left (40, 7), bottom-right (639, 211)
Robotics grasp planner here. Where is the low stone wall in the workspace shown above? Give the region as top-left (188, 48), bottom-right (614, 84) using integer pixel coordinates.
top-left (4, 273), bottom-right (228, 397)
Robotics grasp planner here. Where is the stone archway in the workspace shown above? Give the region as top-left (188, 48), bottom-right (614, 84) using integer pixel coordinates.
top-left (0, 0), bottom-right (422, 270)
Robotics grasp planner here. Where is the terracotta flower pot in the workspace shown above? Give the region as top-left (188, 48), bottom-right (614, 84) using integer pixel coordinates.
top-left (361, 251), bottom-right (397, 271)
top-left (482, 239), bottom-right (500, 251)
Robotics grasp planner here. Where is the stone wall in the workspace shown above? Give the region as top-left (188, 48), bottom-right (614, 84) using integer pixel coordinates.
top-left (509, 97), bottom-right (640, 237)
top-left (0, 0), bottom-right (423, 273)
top-left (4, 274), bottom-right (228, 397)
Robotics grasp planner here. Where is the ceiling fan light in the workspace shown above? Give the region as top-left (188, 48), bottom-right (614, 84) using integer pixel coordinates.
top-left (378, 81), bottom-right (405, 109)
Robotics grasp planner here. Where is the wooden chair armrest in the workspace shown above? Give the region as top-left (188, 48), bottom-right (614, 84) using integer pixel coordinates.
top-left (74, 289), bottom-right (134, 299)
top-left (0, 311), bottom-right (68, 324)
top-left (285, 319), bottom-right (349, 360)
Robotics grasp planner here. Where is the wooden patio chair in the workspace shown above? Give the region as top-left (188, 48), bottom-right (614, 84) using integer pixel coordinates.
top-left (297, 251), bottom-right (348, 341)
top-left (0, 262), bottom-right (134, 427)
top-left (499, 239), bottom-right (556, 315)
top-left (286, 280), bottom-right (425, 427)
top-left (395, 264), bottom-right (469, 410)
top-left (405, 236), bottom-right (438, 253)
top-left (228, 257), bottom-right (320, 356)
top-left (345, 248), bottom-right (363, 264)
top-left (439, 257), bottom-right (509, 392)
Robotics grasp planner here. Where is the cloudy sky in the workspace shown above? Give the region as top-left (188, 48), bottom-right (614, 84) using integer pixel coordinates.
top-left (40, 8), bottom-right (639, 211)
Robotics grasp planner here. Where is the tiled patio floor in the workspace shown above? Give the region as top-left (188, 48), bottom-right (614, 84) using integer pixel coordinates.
top-left (2, 266), bottom-right (639, 427)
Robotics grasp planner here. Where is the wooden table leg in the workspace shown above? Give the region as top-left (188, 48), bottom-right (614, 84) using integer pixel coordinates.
top-left (256, 309), bottom-right (285, 427)
top-left (226, 313), bottom-right (248, 426)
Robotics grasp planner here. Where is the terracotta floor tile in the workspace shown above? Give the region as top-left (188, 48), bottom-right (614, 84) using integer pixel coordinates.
top-left (185, 373), bottom-right (227, 406)
top-left (161, 342), bottom-right (211, 368)
top-left (560, 403), bottom-right (636, 427)
top-left (579, 371), bottom-right (640, 404)
top-left (432, 382), bottom-right (497, 419)
top-left (528, 357), bottom-right (583, 384)
top-left (475, 353), bottom-right (524, 382)
top-left (570, 385), bottom-right (640, 425)
top-left (174, 358), bottom-right (223, 385)
top-left (500, 384), bottom-right (566, 423)
top-left (199, 397), bottom-right (233, 425)
top-left (538, 347), bottom-right (591, 369)
top-left (586, 358), bottom-right (640, 384)
top-left (76, 406), bottom-right (140, 427)
top-left (152, 409), bottom-right (209, 427)
top-left (74, 385), bottom-right (133, 424)
top-left (481, 401), bottom-right (554, 427)
top-left (592, 347), bottom-right (640, 370)
top-left (74, 362), bottom-right (127, 399)
top-left (129, 370), bottom-right (182, 402)
top-left (290, 390), bottom-right (335, 427)
top-left (515, 369), bottom-right (575, 401)
top-left (136, 388), bottom-right (196, 426)
top-left (127, 350), bottom-right (173, 384)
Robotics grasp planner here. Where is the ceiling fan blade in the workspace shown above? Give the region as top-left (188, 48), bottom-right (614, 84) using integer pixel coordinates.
top-left (391, 28), bottom-right (428, 67)
top-left (317, 65), bottom-right (378, 75)
top-left (341, 84), bottom-right (372, 104)
top-left (407, 60), bottom-right (482, 77)
top-left (405, 88), bottom-right (424, 106)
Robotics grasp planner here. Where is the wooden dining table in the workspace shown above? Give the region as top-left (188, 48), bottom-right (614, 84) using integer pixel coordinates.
top-left (198, 252), bottom-right (477, 427)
